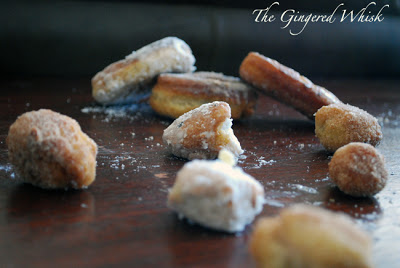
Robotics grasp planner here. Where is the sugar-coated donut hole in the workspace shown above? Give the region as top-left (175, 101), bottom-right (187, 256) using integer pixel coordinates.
top-left (328, 142), bottom-right (388, 197)
top-left (315, 103), bottom-right (382, 152)
top-left (7, 109), bottom-right (98, 190)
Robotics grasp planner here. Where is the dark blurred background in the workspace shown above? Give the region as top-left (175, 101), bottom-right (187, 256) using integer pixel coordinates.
top-left (1, 0), bottom-right (400, 78)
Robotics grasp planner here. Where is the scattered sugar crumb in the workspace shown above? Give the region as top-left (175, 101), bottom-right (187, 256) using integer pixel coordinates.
top-left (0, 165), bottom-right (15, 179)
top-left (249, 156), bottom-right (276, 169)
top-left (81, 103), bottom-right (151, 123)
top-left (0, 165), bottom-right (13, 173)
top-left (264, 199), bottom-right (285, 207)
top-left (290, 184), bottom-right (318, 194)
top-left (145, 136), bottom-right (154, 141)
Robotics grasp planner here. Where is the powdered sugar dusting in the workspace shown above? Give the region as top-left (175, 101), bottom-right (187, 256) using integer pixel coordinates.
top-left (81, 103), bottom-right (152, 123)
top-left (163, 101), bottom-right (243, 160)
top-left (240, 151), bottom-right (276, 170)
top-left (250, 157), bottom-right (276, 169)
top-left (0, 164), bottom-right (15, 179)
top-left (289, 184), bottom-right (318, 194)
top-left (92, 37), bottom-right (196, 105)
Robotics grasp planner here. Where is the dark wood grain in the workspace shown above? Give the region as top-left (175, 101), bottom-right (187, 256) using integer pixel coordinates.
top-left (0, 78), bottom-right (399, 267)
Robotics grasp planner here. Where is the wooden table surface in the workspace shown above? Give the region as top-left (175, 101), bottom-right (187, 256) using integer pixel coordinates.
top-left (0, 78), bottom-right (399, 267)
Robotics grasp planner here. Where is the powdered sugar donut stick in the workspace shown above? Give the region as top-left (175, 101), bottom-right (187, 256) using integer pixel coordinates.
top-left (92, 37), bottom-right (196, 105)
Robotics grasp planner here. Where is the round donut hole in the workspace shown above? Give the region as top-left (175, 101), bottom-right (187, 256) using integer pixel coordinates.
top-left (328, 142), bottom-right (388, 197)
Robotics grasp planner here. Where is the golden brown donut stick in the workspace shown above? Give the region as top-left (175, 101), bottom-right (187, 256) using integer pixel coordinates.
top-left (150, 71), bottom-right (258, 119)
top-left (239, 52), bottom-right (341, 119)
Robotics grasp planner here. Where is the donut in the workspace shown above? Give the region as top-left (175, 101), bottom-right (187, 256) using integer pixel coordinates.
top-left (239, 52), bottom-right (341, 119)
top-left (329, 142), bottom-right (388, 197)
top-left (7, 109), bottom-right (98, 189)
top-left (167, 151), bottom-right (264, 233)
top-left (315, 103), bottom-right (382, 152)
top-left (163, 101), bottom-right (243, 160)
top-left (92, 36), bottom-right (196, 105)
top-left (149, 71), bottom-right (258, 119)
top-left (250, 205), bottom-right (372, 268)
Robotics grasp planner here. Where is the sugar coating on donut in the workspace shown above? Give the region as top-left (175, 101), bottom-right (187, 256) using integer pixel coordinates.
top-left (315, 103), bottom-right (382, 152)
top-left (92, 36), bottom-right (196, 105)
top-left (7, 109), bottom-right (98, 189)
top-left (329, 142), bottom-right (388, 197)
top-left (149, 71), bottom-right (258, 119)
top-left (168, 158), bottom-right (265, 232)
top-left (162, 101), bottom-right (243, 160)
top-left (250, 205), bottom-right (372, 268)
